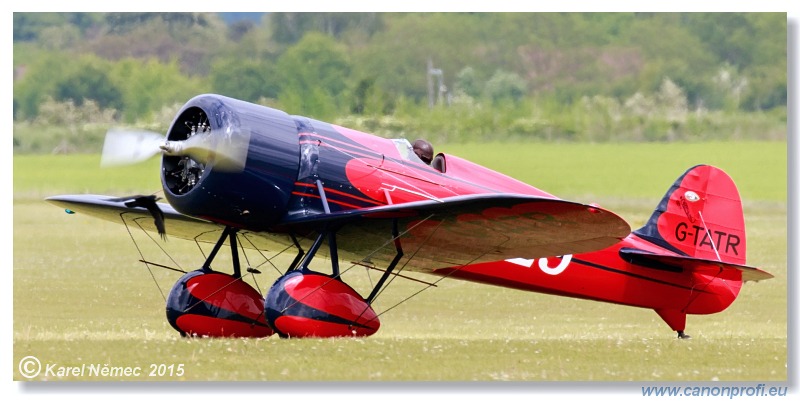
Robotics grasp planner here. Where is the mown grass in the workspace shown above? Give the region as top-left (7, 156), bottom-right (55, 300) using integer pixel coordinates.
top-left (12, 141), bottom-right (788, 384)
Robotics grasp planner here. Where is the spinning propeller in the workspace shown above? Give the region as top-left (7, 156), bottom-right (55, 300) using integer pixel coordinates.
top-left (100, 125), bottom-right (249, 173)
top-left (99, 116), bottom-right (251, 238)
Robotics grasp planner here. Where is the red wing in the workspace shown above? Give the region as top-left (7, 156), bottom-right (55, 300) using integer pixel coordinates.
top-left (279, 194), bottom-right (630, 273)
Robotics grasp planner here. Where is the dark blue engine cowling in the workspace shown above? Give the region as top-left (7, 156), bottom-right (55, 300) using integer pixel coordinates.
top-left (161, 94), bottom-right (300, 230)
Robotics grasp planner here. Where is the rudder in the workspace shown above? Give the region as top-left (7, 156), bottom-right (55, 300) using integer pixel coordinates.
top-left (633, 165), bottom-right (747, 265)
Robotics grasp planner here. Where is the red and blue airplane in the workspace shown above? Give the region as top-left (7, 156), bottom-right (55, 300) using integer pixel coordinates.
top-left (47, 94), bottom-right (772, 340)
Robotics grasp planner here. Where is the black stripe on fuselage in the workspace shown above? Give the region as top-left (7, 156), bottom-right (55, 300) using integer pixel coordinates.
top-left (571, 257), bottom-right (709, 293)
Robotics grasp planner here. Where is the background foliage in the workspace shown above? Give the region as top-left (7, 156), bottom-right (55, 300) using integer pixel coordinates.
top-left (13, 12), bottom-right (787, 153)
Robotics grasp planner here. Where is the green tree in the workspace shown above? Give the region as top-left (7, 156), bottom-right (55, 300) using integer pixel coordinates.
top-left (269, 13), bottom-right (383, 45)
top-left (350, 77), bottom-right (393, 115)
top-left (13, 11), bottom-right (788, 130)
top-left (14, 52), bottom-right (63, 120)
top-left (54, 65), bottom-right (123, 111)
top-left (14, 53), bottom-right (118, 120)
top-left (455, 67), bottom-right (482, 99)
top-left (353, 14), bottom-right (494, 103)
top-left (484, 69), bottom-right (527, 103)
top-left (741, 64), bottom-right (787, 111)
top-left (210, 59), bottom-right (279, 103)
top-left (619, 14), bottom-right (717, 107)
top-left (109, 58), bottom-right (209, 122)
top-left (12, 13), bottom-right (98, 41)
top-left (275, 32), bottom-right (351, 118)
top-left (103, 12), bottom-right (212, 34)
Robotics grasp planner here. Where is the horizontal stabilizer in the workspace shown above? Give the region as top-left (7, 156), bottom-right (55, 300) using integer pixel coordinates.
top-left (619, 248), bottom-right (773, 282)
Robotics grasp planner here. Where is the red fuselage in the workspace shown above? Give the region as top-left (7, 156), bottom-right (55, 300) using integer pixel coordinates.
top-left (298, 124), bottom-right (741, 318)
top-left (429, 235), bottom-right (742, 316)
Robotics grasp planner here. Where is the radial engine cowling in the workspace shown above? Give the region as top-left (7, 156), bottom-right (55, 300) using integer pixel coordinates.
top-left (161, 94), bottom-right (300, 230)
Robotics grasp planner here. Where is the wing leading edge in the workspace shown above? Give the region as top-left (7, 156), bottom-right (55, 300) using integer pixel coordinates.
top-left (46, 194), bottom-right (296, 252)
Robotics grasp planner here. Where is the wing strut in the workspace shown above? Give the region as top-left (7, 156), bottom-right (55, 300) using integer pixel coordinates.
top-left (287, 234), bottom-right (305, 272)
top-left (366, 220), bottom-right (403, 304)
top-left (295, 230), bottom-right (327, 272)
top-left (290, 227), bottom-right (343, 278)
top-left (284, 219), bottom-right (405, 305)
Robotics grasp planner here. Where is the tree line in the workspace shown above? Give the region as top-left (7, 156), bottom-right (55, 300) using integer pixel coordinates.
top-left (12, 12), bottom-right (787, 152)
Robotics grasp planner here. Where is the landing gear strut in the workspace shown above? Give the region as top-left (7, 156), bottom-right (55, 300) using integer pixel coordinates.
top-left (165, 225), bottom-right (273, 338)
top-left (202, 225), bottom-right (242, 277)
top-left (284, 219), bottom-right (405, 303)
top-left (264, 220), bottom-right (404, 338)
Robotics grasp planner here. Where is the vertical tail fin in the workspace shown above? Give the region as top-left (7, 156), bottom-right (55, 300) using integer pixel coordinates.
top-left (633, 165), bottom-right (747, 265)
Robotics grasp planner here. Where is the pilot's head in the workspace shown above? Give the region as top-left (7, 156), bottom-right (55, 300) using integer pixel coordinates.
top-left (412, 139), bottom-right (434, 165)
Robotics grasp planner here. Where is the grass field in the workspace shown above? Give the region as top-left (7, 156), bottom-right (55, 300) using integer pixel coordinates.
top-left (12, 141), bottom-right (788, 385)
